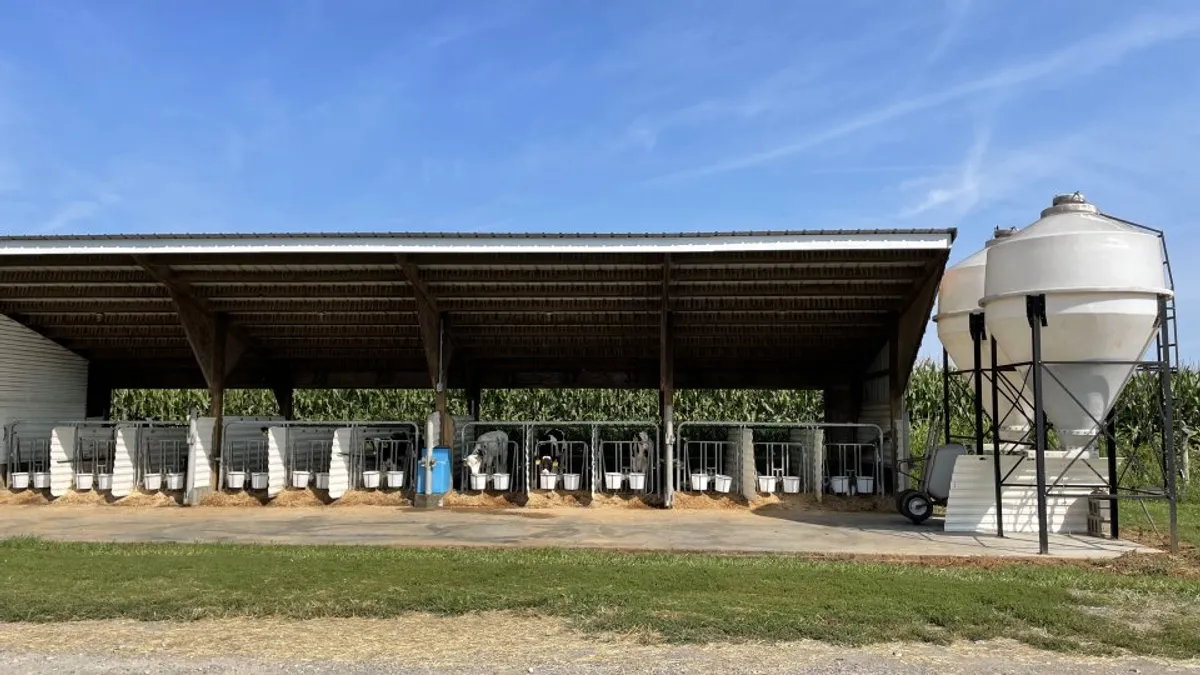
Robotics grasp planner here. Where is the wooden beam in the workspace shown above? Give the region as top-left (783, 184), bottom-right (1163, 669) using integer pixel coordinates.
top-left (398, 255), bottom-right (454, 445)
top-left (133, 255), bottom-right (251, 387)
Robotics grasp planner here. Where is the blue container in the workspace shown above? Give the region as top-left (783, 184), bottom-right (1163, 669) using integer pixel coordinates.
top-left (415, 446), bottom-right (452, 494)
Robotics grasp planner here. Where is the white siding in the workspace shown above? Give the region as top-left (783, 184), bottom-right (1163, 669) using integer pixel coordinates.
top-left (944, 454), bottom-right (1108, 534)
top-left (0, 315), bottom-right (88, 465)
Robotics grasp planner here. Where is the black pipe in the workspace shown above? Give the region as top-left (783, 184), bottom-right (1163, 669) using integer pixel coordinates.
top-left (1159, 295), bottom-right (1179, 553)
top-left (942, 348), bottom-right (952, 445)
top-left (1105, 410), bottom-right (1119, 540)
top-left (1026, 294), bottom-right (1049, 555)
top-left (991, 335), bottom-right (1005, 538)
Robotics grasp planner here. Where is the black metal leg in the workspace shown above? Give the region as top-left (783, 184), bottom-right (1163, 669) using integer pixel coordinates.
top-left (1159, 294), bottom-right (1178, 554)
top-left (991, 335), bottom-right (1005, 538)
top-left (1105, 411), bottom-right (1119, 540)
top-left (1027, 294), bottom-right (1049, 555)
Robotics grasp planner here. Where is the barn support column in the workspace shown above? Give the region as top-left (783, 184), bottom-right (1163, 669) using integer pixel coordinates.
top-left (466, 384), bottom-right (482, 420)
top-left (85, 368), bottom-right (113, 420)
top-left (401, 256), bottom-right (453, 508)
top-left (272, 382), bottom-right (295, 421)
top-left (660, 254), bottom-right (675, 508)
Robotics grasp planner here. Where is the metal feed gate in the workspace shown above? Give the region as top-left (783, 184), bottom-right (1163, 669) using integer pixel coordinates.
top-left (674, 422), bottom-right (886, 499)
top-left (457, 421), bottom-right (659, 496)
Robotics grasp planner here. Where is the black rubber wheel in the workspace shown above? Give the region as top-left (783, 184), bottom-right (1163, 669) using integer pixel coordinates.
top-left (899, 491), bottom-right (933, 525)
top-left (894, 488), bottom-right (918, 513)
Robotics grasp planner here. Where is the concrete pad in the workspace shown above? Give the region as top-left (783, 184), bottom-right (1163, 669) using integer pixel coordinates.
top-left (0, 505), bottom-right (1152, 559)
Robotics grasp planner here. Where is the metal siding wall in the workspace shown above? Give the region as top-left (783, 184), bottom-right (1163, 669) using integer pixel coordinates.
top-left (0, 316), bottom-right (88, 464)
top-left (944, 454), bottom-right (1104, 534)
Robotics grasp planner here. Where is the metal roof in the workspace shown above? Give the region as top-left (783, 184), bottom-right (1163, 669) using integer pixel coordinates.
top-left (0, 229), bottom-right (955, 391)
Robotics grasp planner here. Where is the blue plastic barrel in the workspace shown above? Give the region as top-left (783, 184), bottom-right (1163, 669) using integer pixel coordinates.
top-left (415, 446), bottom-right (452, 494)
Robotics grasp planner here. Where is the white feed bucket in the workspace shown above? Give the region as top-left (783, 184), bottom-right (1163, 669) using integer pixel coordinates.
top-left (10, 472), bottom-right (30, 490)
top-left (143, 474), bottom-right (163, 491)
top-left (604, 472), bottom-right (623, 490)
top-left (539, 473), bottom-right (559, 490)
top-left (226, 471), bottom-right (246, 489)
top-left (781, 476), bottom-right (801, 494)
top-left (756, 475), bottom-right (778, 494)
top-left (690, 473), bottom-right (710, 491)
top-left (713, 474), bottom-right (733, 494)
top-left (96, 474), bottom-right (113, 491)
top-left (491, 473), bottom-right (511, 490)
top-left (166, 473), bottom-right (185, 491)
top-left (829, 476), bottom-right (850, 495)
top-left (315, 472), bottom-right (330, 490)
top-left (469, 474), bottom-right (489, 491)
top-left (360, 470), bottom-right (381, 489)
top-left (291, 470), bottom-right (312, 489)
top-left (627, 472), bottom-right (646, 491)
top-left (562, 473), bottom-right (582, 491)
top-left (250, 472), bottom-right (268, 490)
top-left (32, 472), bottom-right (51, 489)
top-left (75, 474), bottom-right (94, 491)
top-left (856, 476), bottom-right (875, 495)
top-left (386, 470), bottom-right (406, 488)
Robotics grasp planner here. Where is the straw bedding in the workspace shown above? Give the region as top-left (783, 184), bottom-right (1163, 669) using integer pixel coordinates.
top-left (48, 490), bottom-right (112, 506)
top-left (524, 490), bottom-right (592, 508)
top-left (0, 488), bottom-right (52, 505)
top-left (331, 489), bottom-right (410, 507)
top-left (111, 490), bottom-right (182, 508)
top-left (266, 488), bottom-right (332, 507)
top-left (442, 489), bottom-right (527, 508)
top-left (199, 490), bottom-right (267, 507)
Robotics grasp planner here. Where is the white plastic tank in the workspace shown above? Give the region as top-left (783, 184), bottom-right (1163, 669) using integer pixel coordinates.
top-left (934, 229), bottom-right (1031, 451)
top-left (980, 193), bottom-right (1170, 454)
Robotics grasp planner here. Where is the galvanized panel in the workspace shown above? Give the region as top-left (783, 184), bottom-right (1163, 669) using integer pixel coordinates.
top-left (944, 454), bottom-right (1107, 534)
top-left (0, 315), bottom-right (87, 465)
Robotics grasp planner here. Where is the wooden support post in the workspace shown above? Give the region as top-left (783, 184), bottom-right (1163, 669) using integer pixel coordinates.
top-left (400, 255), bottom-right (453, 507)
top-left (85, 367), bottom-right (113, 420)
top-left (660, 254), bottom-right (675, 508)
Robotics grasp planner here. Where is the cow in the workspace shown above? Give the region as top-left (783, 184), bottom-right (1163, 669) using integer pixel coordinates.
top-left (630, 431), bottom-right (652, 474)
top-left (466, 430), bottom-right (509, 476)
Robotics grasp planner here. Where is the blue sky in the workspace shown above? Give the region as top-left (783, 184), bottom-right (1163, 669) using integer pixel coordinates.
top-left (0, 0), bottom-right (1196, 359)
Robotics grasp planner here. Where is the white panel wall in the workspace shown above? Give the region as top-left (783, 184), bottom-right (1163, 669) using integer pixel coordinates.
top-left (0, 315), bottom-right (88, 465)
top-left (944, 454), bottom-right (1107, 534)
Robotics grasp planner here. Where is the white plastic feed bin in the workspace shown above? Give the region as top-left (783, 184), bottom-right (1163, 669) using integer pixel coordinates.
top-left (713, 474), bottom-right (733, 493)
top-left (981, 194), bottom-right (1171, 454)
top-left (166, 473), bottom-right (185, 491)
top-left (469, 473), bottom-right (489, 491)
top-left (143, 473), bottom-right (163, 491)
top-left (627, 472), bottom-right (646, 491)
top-left (856, 476), bottom-right (874, 495)
top-left (829, 476), bottom-right (850, 495)
top-left (782, 476), bottom-right (801, 493)
top-left (315, 472), bottom-right (330, 490)
top-left (33, 472), bottom-right (51, 489)
top-left (360, 470), bottom-right (381, 489)
top-left (291, 470), bottom-right (312, 489)
top-left (491, 473), bottom-right (511, 490)
top-left (226, 471), bottom-right (246, 489)
top-left (10, 472), bottom-right (30, 490)
top-left (690, 473), bottom-right (710, 491)
top-left (538, 473), bottom-right (559, 490)
top-left (251, 472), bottom-right (269, 490)
top-left (562, 473), bottom-right (581, 491)
top-left (76, 474), bottom-right (94, 491)
top-left (386, 470), bottom-right (406, 488)
top-left (604, 472), bottom-right (623, 490)
top-left (756, 475), bottom-right (778, 493)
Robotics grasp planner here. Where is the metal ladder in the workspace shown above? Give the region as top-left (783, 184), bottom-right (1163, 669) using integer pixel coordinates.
top-left (1155, 232), bottom-right (1180, 373)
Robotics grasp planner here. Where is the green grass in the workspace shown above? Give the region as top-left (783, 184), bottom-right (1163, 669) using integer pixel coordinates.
top-left (2, 539), bottom-right (1199, 657)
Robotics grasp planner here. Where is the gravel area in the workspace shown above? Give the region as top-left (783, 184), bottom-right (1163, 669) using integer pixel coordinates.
top-left (0, 617), bottom-right (1195, 674)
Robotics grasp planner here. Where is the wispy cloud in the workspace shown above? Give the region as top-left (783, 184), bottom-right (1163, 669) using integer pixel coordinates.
top-left (40, 193), bottom-right (119, 233)
top-left (651, 10), bottom-right (1200, 184)
top-left (900, 122), bottom-right (991, 218)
